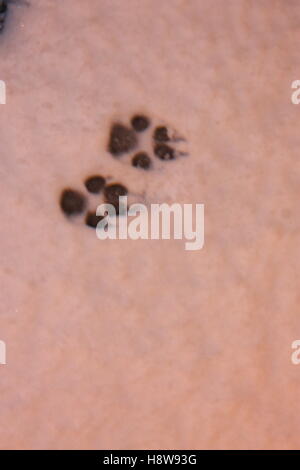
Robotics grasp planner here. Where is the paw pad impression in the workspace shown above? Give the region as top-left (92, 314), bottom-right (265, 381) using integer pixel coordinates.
top-left (59, 112), bottom-right (189, 229)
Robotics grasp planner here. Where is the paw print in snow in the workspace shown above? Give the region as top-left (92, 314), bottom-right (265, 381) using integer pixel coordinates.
top-left (108, 114), bottom-right (188, 169)
top-left (59, 112), bottom-right (189, 230)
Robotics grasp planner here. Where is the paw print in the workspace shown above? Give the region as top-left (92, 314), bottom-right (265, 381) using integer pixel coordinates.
top-left (59, 112), bottom-right (189, 229)
top-left (0, 0), bottom-right (29, 34)
top-left (107, 114), bottom-right (188, 169)
top-left (0, 1), bottom-right (7, 32)
top-left (60, 176), bottom-right (130, 229)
